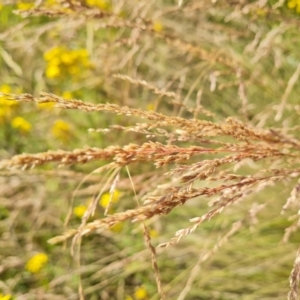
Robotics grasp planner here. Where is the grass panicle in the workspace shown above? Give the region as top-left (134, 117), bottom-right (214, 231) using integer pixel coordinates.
top-left (2, 1), bottom-right (300, 299)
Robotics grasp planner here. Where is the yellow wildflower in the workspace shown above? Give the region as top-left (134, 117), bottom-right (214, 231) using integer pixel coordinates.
top-left (46, 64), bottom-right (60, 78)
top-left (11, 116), bottom-right (32, 132)
top-left (0, 84), bottom-right (11, 94)
top-left (0, 294), bottom-right (12, 300)
top-left (288, 0), bottom-right (300, 13)
top-left (75, 48), bottom-right (89, 58)
top-left (44, 47), bottom-right (91, 79)
top-left (0, 85), bottom-right (17, 107)
top-left (37, 102), bottom-right (55, 110)
top-left (26, 253), bottom-right (48, 273)
top-left (0, 85), bottom-right (18, 122)
top-left (46, 0), bottom-right (57, 5)
top-left (153, 21), bottom-right (163, 32)
top-left (51, 119), bottom-right (71, 141)
top-left (73, 205), bottom-right (87, 218)
top-left (99, 190), bottom-right (120, 208)
top-left (134, 286), bottom-right (147, 300)
top-left (17, 2), bottom-right (34, 10)
top-left (43, 47), bottom-right (62, 62)
top-left (125, 296), bottom-right (133, 300)
top-left (86, 0), bottom-right (111, 10)
top-left (60, 52), bottom-right (76, 65)
top-left (62, 91), bottom-right (73, 99)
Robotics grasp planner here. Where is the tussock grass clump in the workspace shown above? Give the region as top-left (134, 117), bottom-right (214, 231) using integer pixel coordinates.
top-left (1, 0), bottom-right (300, 299)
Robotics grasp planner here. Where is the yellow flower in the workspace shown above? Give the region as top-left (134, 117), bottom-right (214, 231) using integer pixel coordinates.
top-left (17, 2), bottom-right (34, 10)
top-left (62, 91), bottom-right (73, 99)
top-left (0, 84), bottom-right (11, 94)
top-left (99, 190), bottom-right (120, 208)
top-left (60, 52), bottom-right (76, 65)
top-left (44, 47), bottom-right (91, 79)
top-left (75, 49), bottom-right (89, 58)
top-left (46, 64), bottom-right (60, 78)
top-left (0, 294), bottom-right (12, 300)
top-left (44, 47), bottom-right (62, 62)
top-left (0, 85), bottom-right (17, 107)
top-left (46, 0), bottom-right (57, 5)
top-left (73, 205), bottom-right (87, 218)
top-left (153, 21), bottom-right (163, 32)
top-left (0, 85), bottom-right (19, 122)
top-left (51, 119), bottom-right (71, 141)
top-left (288, 0), bottom-right (300, 12)
top-left (37, 102), bottom-right (55, 110)
top-left (134, 286), bottom-right (147, 300)
top-left (11, 116), bottom-right (32, 132)
top-left (86, 0), bottom-right (111, 10)
top-left (26, 253), bottom-right (48, 273)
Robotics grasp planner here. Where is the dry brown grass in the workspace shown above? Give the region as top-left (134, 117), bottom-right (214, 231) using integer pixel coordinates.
top-left (1, 87), bottom-right (300, 298)
top-left (2, 0), bottom-right (300, 299)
